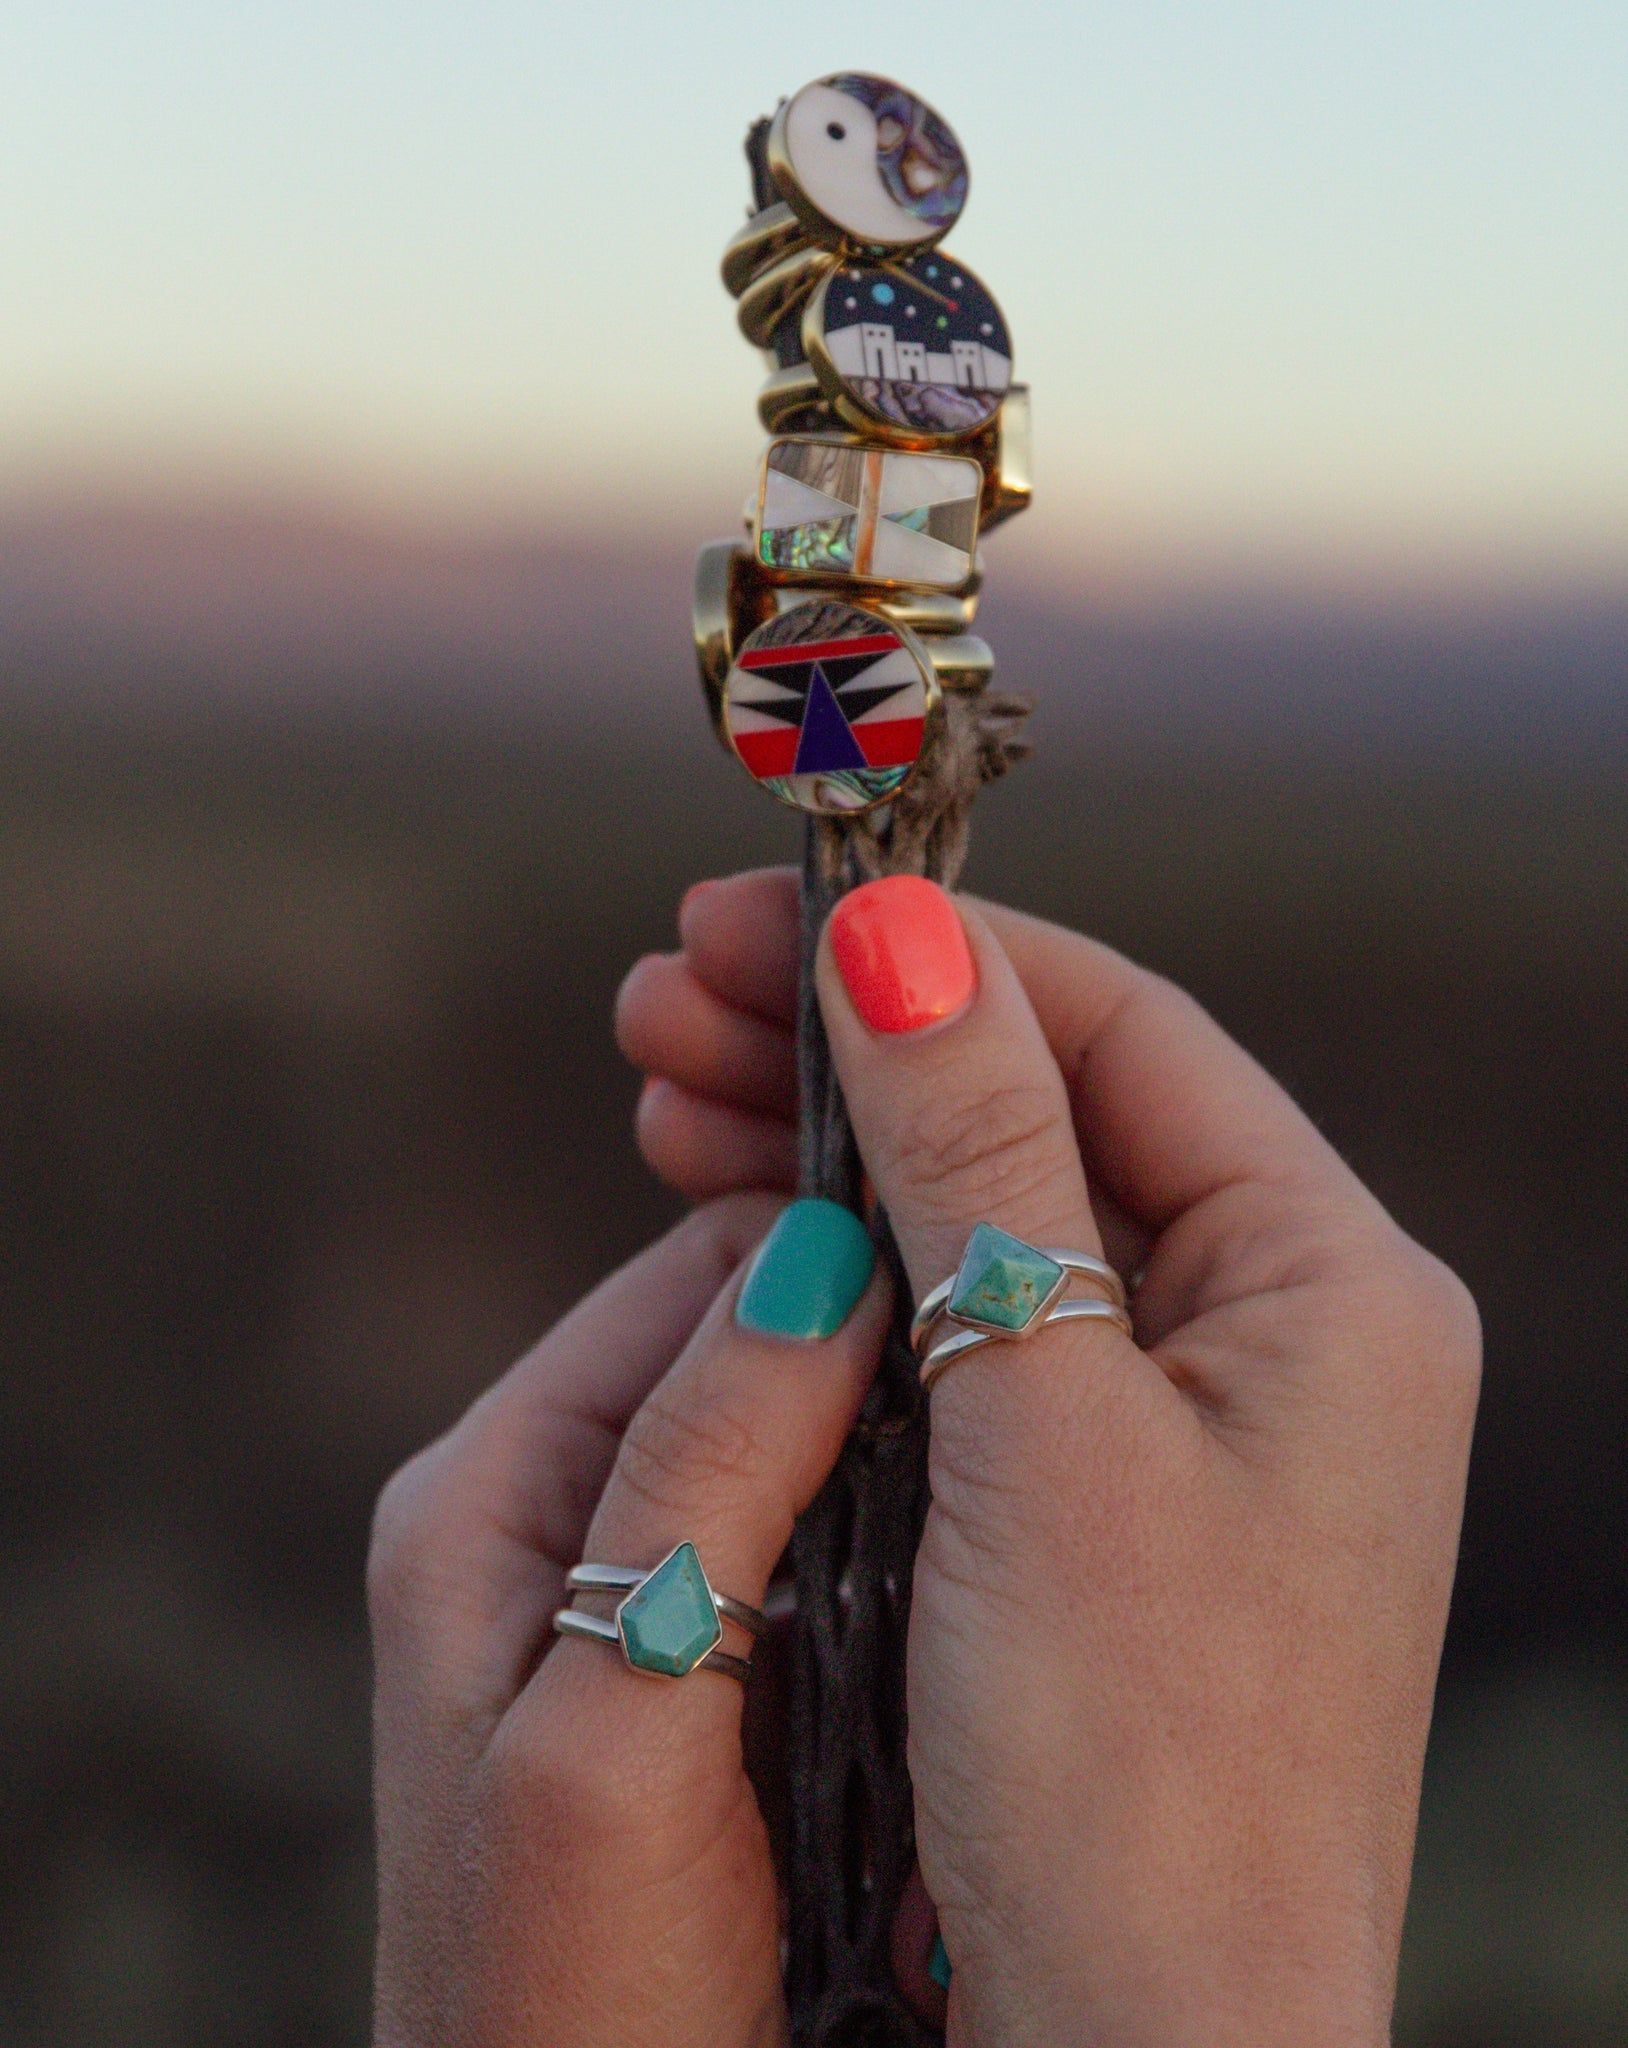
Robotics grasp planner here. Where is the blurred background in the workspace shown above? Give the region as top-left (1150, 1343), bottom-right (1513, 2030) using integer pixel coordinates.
top-left (2, 3), bottom-right (1625, 2042)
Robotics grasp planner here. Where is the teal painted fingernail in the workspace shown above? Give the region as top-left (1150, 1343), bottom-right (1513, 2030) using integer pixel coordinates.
top-left (736, 1199), bottom-right (875, 1341)
top-left (929, 1933), bottom-right (952, 1990)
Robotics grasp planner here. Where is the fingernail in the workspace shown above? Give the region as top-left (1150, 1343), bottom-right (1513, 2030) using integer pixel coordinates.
top-left (928, 1933), bottom-right (952, 1990)
top-left (828, 875), bottom-right (975, 1034)
top-left (736, 1198), bottom-right (876, 1341)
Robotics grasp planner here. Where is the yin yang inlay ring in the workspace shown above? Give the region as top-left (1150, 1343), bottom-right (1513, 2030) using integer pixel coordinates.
top-left (767, 73), bottom-right (968, 251)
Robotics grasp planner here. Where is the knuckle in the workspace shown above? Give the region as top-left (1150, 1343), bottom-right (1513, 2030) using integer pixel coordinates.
top-left (478, 1700), bottom-right (702, 1873)
top-left (636, 1099), bottom-right (716, 1204)
top-left (883, 1074), bottom-right (1065, 1212)
top-left (479, 1716), bottom-right (617, 1855)
top-left (366, 1445), bottom-right (447, 1632)
top-left (1324, 1220), bottom-right (1483, 1419)
top-left (610, 951), bottom-right (670, 1061)
top-left (1401, 1246), bottom-right (1483, 1401)
top-left (613, 1379), bottom-right (769, 1515)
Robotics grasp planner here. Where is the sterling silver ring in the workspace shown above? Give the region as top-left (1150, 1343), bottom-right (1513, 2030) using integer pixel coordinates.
top-left (911, 1239), bottom-right (1124, 1356)
top-left (916, 1223), bottom-right (1134, 1395)
top-left (921, 1298), bottom-right (1134, 1394)
top-left (553, 1541), bottom-right (762, 1683)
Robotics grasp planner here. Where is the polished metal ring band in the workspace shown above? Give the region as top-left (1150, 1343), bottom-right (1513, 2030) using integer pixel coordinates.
top-left (921, 1296), bottom-right (1134, 1395)
top-left (552, 1541), bottom-right (761, 1683)
top-left (910, 1244), bottom-right (1125, 1357)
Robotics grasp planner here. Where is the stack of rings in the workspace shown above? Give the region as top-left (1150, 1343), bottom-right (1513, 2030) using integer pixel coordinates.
top-left (694, 71), bottom-right (1030, 824)
top-left (913, 1222), bottom-right (1133, 1395)
top-left (552, 1542), bottom-right (764, 1684)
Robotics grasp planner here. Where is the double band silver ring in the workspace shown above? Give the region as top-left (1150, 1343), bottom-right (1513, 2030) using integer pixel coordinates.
top-left (915, 1223), bottom-right (1133, 1395)
top-left (552, 1542), bottom-right (763, 1683)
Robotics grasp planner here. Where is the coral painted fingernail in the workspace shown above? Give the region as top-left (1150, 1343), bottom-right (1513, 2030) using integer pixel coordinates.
top-left (828, 876), bottom-right (975, 1034)
top-left (736, 1198), bottom-right (876, 1340)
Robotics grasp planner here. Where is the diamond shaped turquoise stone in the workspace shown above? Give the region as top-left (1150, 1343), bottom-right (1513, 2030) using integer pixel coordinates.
top-left (947, 1224), bottom-right (1065, 1333)
top-left (617, 1543), bottom-right (722, 1677)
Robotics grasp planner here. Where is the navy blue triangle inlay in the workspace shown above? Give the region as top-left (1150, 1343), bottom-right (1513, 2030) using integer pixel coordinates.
top-left (793, 664), bottom-right (868, 775)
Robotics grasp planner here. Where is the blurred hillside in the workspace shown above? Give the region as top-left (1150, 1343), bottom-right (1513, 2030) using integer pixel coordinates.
top-left (1, 504), bottom-right (1625, 2047)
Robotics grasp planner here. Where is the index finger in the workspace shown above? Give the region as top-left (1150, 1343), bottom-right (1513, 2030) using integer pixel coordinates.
top-left (368, 1194), bottom-right (785, 1710)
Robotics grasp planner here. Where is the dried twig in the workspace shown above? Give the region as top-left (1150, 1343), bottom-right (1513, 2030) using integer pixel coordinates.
top-left (787, 684), bottom-right (1030, 2045)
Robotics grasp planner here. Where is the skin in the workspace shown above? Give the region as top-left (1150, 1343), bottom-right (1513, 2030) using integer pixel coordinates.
top-left (373, 868), bottom-right (1480, 2047)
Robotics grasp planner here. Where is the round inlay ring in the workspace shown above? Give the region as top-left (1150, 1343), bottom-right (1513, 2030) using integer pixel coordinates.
top-left (722, 598), bottom-right (940, 817)
top-left (767, 73), bottom-right (969, 252)
top-left (803, 253), bottom-right (1013, 444)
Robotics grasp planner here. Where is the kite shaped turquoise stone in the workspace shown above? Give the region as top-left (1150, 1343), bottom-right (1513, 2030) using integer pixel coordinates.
top-left (947, 1224), bottom-right (1066, 1335)
top-left (616, 1543), bottom-right (723, 1678)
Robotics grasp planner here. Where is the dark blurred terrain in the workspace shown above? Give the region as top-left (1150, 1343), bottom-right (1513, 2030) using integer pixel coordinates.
top-left (2, 506), bottom-right (1625, 2046)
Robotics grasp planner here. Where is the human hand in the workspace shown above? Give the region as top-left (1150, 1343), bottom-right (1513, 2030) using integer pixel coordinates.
top-left (369, 1191), bottom-right (891, 2047)
top-left (617, 869), bottom-right (1481, 2047)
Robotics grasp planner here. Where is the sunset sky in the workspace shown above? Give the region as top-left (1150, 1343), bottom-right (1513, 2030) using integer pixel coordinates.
top-left (4, 0), bottom-right (1624, 594)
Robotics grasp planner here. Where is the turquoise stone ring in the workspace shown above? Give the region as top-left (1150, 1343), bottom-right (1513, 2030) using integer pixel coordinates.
top-left (911, 1224), bottom-right (1134, 1394)
top-left (945, 1222), bottom-right (1069, 1335)
top-left (554, 1544), bottom-right (764, 1682)
top-left (617, 1544), bottom-right (723, 1676)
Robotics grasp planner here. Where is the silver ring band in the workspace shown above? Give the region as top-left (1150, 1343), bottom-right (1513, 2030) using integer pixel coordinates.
top-left (552, 1542), bottom-right (759, 1683)
top-left (921, 1296), bottom-right (1134, 1395)
top-left (910, 1246), bottom-right (1125, 1356)
top-left (553, 1607), bottom-right (755, 1683)
top-left (566, 1562), bottom-right (766, 1639)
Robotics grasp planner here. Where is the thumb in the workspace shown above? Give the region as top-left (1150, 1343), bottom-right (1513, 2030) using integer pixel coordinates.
top-left (815, 876), bottom-right (1105, 1319)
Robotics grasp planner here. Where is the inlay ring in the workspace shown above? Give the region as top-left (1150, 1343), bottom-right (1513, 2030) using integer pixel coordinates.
top-left (553, 1542), bottom-right (762, 1683)
top-left (911, 1226), bottom-right (1127, 1359)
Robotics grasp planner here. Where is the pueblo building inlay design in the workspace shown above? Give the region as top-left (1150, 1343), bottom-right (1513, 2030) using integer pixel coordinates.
top-left (814, 253), bottom-right (1011, 437)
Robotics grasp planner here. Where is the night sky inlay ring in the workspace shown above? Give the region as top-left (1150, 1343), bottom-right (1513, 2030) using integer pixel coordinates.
top-left (805, 253), bottom-right (1012, 441)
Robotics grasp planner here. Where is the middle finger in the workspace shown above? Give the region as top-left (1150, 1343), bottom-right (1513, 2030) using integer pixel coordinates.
top-left (616, 951), bottom-right (797, 1120)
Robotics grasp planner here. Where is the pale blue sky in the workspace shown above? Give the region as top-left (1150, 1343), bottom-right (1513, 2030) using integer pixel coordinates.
top-left (3, 0), bottom-right (1624, 589)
